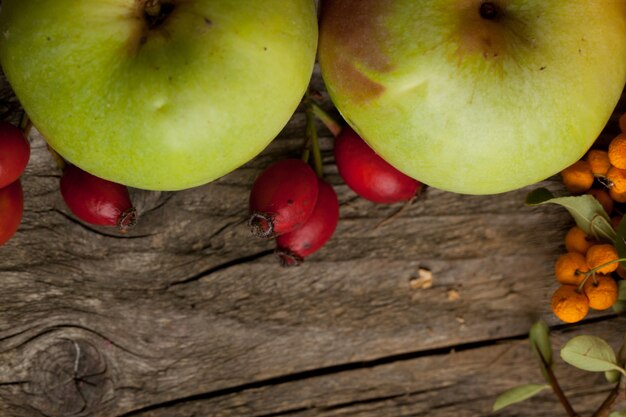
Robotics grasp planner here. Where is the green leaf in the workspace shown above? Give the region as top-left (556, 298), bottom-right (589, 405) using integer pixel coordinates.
top-left (609, 411), bottom-right (626, 417)
top-left (493, 384), bottom-right (549, 412)
top-left (614, 281), bottom-right (626, 314)
top-left (561, 335), bottom-right (624, 374)
top-left (529, 320), bottom-right (552, 366)
top-left (529, 320), bottom-right (553, 382)
top-left (526, 188), bottom-right (615, 242)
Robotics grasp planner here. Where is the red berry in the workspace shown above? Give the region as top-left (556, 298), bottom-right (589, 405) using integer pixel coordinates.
top-left (60, 165), bottom-right (136, 231)
top-left (0, 122), bottom-right (30, 189)
top-left (0, 179), bottom-right (24, 246)
top-left (249, 159), bottom-right (319, 238)
top-left (276, 179), bottom-right (339, 266)
top-left (334, 127), bottom-right (421, 203)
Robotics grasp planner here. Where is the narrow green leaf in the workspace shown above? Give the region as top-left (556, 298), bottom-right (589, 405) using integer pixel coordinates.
top-left (529, 320), bottom-right (553, 367)
top-left (609, 411), bottom-right (626, 417)
top-left (526, 188), bottom-right (615, 241)
top-left (493, 384), bottom-right (549, 412)
top-left (561, 335), bottom-right (624, 373)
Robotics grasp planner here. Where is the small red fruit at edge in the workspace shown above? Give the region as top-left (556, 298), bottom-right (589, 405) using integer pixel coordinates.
top-left (0, 121), bottom-right (30, 189)
top-left (60, 164), bottom-right (137, 232)
top-left (276, 179), bottom-right (339, 266)
top-left (249, 159), bottom-right (319, 238)
top-left (334, 127), bottom-right (421, 204)
top-left (0, 179), bottom-right (24, 246)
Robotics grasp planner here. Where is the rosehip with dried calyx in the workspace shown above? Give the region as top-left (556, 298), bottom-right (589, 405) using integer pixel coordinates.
top-left (0, 180), bottom-right (24, 246)
top-left (60, 164), bottom-right (137, 232)
top-left (249, 159), bottom-right (318, 238)
top-left (334, 126), bottom-right (422, 203)
top-left (276, 179), bottom-right (339, 266)
top-left (0, 121), bottom-right (30, 189)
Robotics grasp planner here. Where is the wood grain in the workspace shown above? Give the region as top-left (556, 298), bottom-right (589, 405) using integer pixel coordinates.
top-left (0, 60), bottom-right (625, 417)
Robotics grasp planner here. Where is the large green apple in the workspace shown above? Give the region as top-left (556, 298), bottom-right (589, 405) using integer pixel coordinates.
top-left (319, 0), bottom-right (626, 194)
top-left (0, 0), bottom-right (318, 190)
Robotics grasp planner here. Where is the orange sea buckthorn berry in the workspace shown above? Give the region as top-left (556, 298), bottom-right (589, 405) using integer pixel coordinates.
top-left (551, 285), bottom-right (590, 323)
top-left (586, 244), bottom-right (619, 274)
top-left (586, 149), bottom-right (611, 177)
top-left (588, 188), bottom-right (614, 215)
top-left (561, 161), bottom-right (594, 194)
top-left (555, 252), bottom-right (589, 285)
top-left (606, 166), bottom-right (626, 194)
top-left (610, 187), bottom-right (626, 203)
top-left (609, 133), bottom-right (626, 169)
top-left (620, 113), bottom-right (626, 133)
top-left (583, 275), bottom-right (619, 310)
top-left (564, 227), bottom-right (596, 255)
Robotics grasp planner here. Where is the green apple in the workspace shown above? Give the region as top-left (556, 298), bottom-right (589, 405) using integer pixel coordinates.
top-left (319, 0), bottom-right (626, 194)
top-left (0, 0), bottom-right (318, 190)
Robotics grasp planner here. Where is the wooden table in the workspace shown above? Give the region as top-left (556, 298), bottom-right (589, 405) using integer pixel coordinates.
top-left (1, 66), bottom-right (624, 417)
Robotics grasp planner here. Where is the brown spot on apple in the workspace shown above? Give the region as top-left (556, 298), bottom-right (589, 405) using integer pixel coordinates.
top-left (319, 0), bottom-right (394, 103)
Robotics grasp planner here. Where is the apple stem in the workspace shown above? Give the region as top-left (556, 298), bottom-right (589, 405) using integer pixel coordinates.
top-left (310, 101), bottom-right (342, 138)
top-left (18, 111), bottom-right (33, 138)
top-left (144, 0), bottom-right (162, 17)
top-left (304, 92), bottom-right (324, 178)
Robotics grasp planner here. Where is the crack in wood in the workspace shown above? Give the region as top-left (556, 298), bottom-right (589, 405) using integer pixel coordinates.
top-left (166, 249), bottom-right (275, 288)
top-left (117, 314), bottom-right (621, 416)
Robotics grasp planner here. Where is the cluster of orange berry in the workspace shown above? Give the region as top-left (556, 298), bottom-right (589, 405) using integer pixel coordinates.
top-left (552, 116), bottom-right (626, 323)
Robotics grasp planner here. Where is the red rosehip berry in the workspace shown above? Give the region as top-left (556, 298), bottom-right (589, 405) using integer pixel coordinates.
top-left (249, 159), bottom-right (319, 238)
top-left (60, 164), bottom-right (136, 231)
top-left (0, 121), bottom-right (30, 189)
top-left (276, 179), bottom-right (339, 266)
top-left (0, 179), bottom-right (24, 246)
top-left (334, 127), bottom-right (421, 203)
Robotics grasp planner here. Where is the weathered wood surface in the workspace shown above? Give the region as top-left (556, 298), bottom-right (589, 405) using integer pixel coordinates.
top-left (1, 65), bottom-right (625, 416)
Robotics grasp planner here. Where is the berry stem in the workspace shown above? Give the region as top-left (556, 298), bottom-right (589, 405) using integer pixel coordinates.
top-left (591, 380), bottom-right (623, 417)
top-left (310, 101), bottom-right (342, 137)
top-left (305, 92), bottom-right (324, 178)
top-left (537, 350), bottom-right (579, 417)
top-left (577, 257), bottom-right (626, 292)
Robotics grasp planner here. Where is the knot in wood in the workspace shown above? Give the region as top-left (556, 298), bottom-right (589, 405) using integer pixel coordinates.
top-left (30, 338), bottom-right (110, 416)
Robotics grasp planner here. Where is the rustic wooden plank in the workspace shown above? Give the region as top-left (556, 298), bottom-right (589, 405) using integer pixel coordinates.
top-left (86, 319), bottom-right (626, 416)
top-left (1, 66), bottom-right (625, 416)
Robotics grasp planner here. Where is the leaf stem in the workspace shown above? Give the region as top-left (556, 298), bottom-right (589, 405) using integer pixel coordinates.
top-left (538, 351), bottom-right (579, 417)
top-left (304, 93), bottom-right (323, 178)
top-left (591, 381), bottom-right (623, 417)
top-left (310, 101), bottom-right (342, 137)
